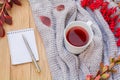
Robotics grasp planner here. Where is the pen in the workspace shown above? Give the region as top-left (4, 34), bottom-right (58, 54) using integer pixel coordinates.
top-left (22, 35), bottom-right (41, 72)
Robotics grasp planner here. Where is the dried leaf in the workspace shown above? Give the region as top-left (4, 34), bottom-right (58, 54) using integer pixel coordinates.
top-left (102, 65), bottom-right (109, 73)
top-left (0, 20), bottom-right (5, 37)
top-left (0, 3), bottom-right (3, 7)
top-left (0, 19), bottom-right (3, 27)
top-left (95, 70), bottom-right (100, 77)
top-left (100, 62), bottom-right (104, 71)
top-left (5, 2), bottom-right (11, 10)
top-left (94, 75), bottom-right (101, 80)
top-left (116, 60), bottom-right (120, 64)
top-left (109, 63), bottom-right (115, 69)
top-left (0, 13), bottom-right (5, 22)
top-left (40, 16), bottom-right (51, 27)
top-left (110, 57), bottom-right (115, 63)
top-left (8, 0), bottom-right (13, 8)
top-left (12, 0), bottom-right (21, 6)
top-left (4, 15), bottom-right (12, 25)
top-left (56, 5), bottom-right (65, 11)
top-left (86, 75), bottom-right (93, 80)
top-left (110, 69), bottom-right (117, 73)
top-left (0, 0), bottom-right (21, 37)
top-left (101, 73), bottom-right (110, 79)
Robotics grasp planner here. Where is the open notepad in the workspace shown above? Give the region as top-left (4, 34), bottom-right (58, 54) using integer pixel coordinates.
top-left (7, 28), bottom-right (39, 65)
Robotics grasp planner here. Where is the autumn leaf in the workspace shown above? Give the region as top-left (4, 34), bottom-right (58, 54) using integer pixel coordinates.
top-left (56, 5), bottom-right (65, 11)
top-left (102, 65), bottom-right (109, 73)
top-left (94, 75), bottom-right (101, 80)
top-left (101, 73), bottom-right (110, 79)
top-left (40, 16), bottom-right (51, 27)
top-left (0, 20), bottom-right (5, 37)
top-left (0, 0), bottom-right (21, 37)
top-left (86, 75), bottom-right (93, 80)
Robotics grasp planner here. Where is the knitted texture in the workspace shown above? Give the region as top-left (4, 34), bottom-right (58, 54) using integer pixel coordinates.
top-left (29, 0), bottom-right (119, 80)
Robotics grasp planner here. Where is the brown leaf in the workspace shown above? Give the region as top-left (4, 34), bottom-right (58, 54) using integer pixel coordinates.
top-left (5, 2), bottom-right (11, 10)
top-left (40, 16), bottom-right (51, 27)
top-left (8, 0), bottom-right (13, 7)
top-left (12, 0), bottom-right (21, 6)
top-left (110, 57), bottom-right (115, 63)
top-left (0, 19), bottom-right (3, 27)
top-left (102, 65), bottom-right (109, 73)
top-left (0, 12), bottom-right (5, 22)
top-left (4, 15), bottom-right (12, 25)
top-left (56, 5), bottom-right (65, 11)
top-left (109, 63), bottom-right (115, 69)
top-left (100, 62), bottom-right (104, 71)
top-left (110, 69), bottom-right (117, 73)
top-left (0, 20), bottom-right (5, 37)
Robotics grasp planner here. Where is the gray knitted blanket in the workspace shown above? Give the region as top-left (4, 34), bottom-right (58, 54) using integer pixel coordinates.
top-left (29, 0), bottom-right (120, 80)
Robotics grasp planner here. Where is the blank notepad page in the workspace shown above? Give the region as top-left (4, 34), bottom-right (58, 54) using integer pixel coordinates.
top-left (7, 28), bottom-right (39, 65)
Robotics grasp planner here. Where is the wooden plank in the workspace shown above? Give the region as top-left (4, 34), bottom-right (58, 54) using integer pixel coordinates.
top-left (0, 37), bottom-right (10, 80)
top-left (29, 4), bottom-right (52, 80)
top-left (8, 0), bottom-right (31, 80)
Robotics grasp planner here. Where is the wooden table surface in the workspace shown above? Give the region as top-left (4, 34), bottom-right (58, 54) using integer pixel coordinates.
top-left (0, 0), bottom-right (52, 80)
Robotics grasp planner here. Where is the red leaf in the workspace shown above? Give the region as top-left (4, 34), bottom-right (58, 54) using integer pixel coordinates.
top-left (115, 28), bottom-right (120, 38)
top-left (0, 12), bottom-right (5, 22)
top-left (118, 19), bottom-right (120, 22)
top-left (89, 0), bottom-right (103, 11)
top-left (86, 75), bottom-right (93, 80)
top-left (95, 75), bottom-right (101, 80)
top-left (8, 0), bottom-right (13, 8)
top-left (5, 2), bottom-right (11, 10)
top-left (56, 5), bottom-right (65, 11)
top-left (12, 0), bottom-right (21, 6)
top-left (0, 20), bottom-right (3, 27)
top-left (40, 16), bottom-right (51, 27)
top-left (4, 15), bottom-right (12, 25)
top-left (117, 38), bottom-right (120, 46)
top-left (0, 21), bottom-right (5, 37)
top-left (81, 0), bottom-right (88, 7)
top-left (101, 2), bottom-right (109, 8)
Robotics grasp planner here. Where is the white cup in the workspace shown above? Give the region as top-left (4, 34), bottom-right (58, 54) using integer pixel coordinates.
top-left (64, 21), bottom-right (93, 54)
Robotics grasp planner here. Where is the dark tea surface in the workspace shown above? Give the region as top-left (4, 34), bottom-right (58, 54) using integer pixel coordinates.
top-left (66, 26), bottom-right (89, 47)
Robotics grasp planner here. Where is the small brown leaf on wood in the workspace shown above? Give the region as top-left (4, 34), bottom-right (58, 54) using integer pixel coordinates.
top-left (12, 0), bottom-right (21, 6)
top-left (0, 21), bottom-right (5, 37)
top-left (5, 2), bottom-right (11, 10)
top-left (4, 15), bottom-right (12, 25)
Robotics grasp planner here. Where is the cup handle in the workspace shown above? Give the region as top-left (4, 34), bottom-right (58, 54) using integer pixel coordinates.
top-left (87, 20), bottom-right (93, 27)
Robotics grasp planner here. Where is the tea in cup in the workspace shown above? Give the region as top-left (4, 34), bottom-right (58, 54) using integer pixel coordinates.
top-left (64, 21), bottom-right (93, 54)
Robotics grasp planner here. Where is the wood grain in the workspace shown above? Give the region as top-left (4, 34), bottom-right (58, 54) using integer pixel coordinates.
top-left (0, 35), bottom-right (10, 80)
top-left (10, 0), bottom-right (30, 80)
top-left (0, 0), bottom-right (52, 80)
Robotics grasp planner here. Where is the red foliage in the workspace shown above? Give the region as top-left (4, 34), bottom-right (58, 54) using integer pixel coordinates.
top-left (80, 0), bottom-right (120, 46)
top-left (56, 5), bottom-right (65, 11)
top-left (40, 16), bottom-right (51, 27)
top-left (0, 0), bottom-right (21, 37)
